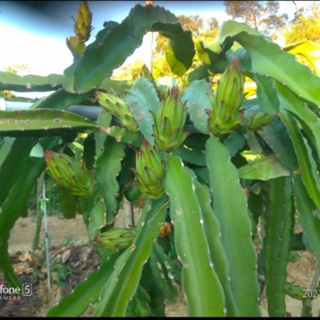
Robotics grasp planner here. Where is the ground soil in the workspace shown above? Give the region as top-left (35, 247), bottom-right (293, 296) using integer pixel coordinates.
top-left (1, 214), bottom-right (320, 317)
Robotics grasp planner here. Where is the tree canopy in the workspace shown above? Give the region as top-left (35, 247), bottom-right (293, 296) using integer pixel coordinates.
top-left (285, 1), bottom-right (320, 43)
top-left (223, 1), bottom-right (288, 35)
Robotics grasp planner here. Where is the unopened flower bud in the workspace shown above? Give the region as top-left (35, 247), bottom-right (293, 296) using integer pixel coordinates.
top-left (243, 106), bottom-right (275, 131)
top-left (73, 0), bottom-right (93, 43)
top-left (93, 228), bottom-right (136, 251)
top-left (44, 150), bottom-right (96, 197)
top-left (207, 58), bottom-right (245, 135)
top-left (96, 90), bottom-right (139, 132)
top-left (133, 140), bottom-right (165, 199)
top-left (151, 86), bottom-right (189, 152)
top-left (66, 1), bottom-right (93, 56)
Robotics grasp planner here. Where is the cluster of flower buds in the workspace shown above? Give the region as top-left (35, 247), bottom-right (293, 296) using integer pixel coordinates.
top-left (243, 106), bottom-right (275, 131)
top-left (207, 58), bottom-right (245, 135)
top-left (151, 86), bottom-right (189, 152)
top-left (92, 228), bottom-right (136, 251)
top-left (66, 1), bottom-right (93, 56)
top-left (44, 150), bottom-right (96, 197)
top-left (96, 90), bottom-right (139, 133)
top-left (133, 140), bottom-right (165, 199)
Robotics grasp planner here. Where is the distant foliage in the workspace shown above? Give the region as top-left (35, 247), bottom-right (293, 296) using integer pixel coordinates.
top-left (112, 59), bottom-right (145, 81)
top-left (284, 3), bottom-right (320, 44)
top-left (223, 1), bottom-right (288, 35)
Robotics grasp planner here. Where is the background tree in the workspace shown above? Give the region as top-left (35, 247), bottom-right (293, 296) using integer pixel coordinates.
top-left (112, 59), bottom-right (145, 81)
top-left (284, 1), bottom-right (320, 43)
top-left (177, 14), bottom-right (204, 37)
top-left (207, 17), bottom-right (219, 30)
top-left (223, 1), bottom-right (288, 35)
top-left (201, 17), bottom-right (219, 41)
top-left (1, 63), bottom-right (30, 74)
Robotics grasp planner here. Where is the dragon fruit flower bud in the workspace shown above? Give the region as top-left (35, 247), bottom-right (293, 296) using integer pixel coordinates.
top-left (134, 140), bottom-right (165, 199)
top-left (243, 106), bottom-right (275, 131)
top-left (93, 228), bottom-right (136, 251)
top-left (44, 150), bottom-right (96, 197)
top-left (152, 86), bottom-right (189, 152)
top-left (207, 58), bottom-right (245, 135)
top-left (73, 0), bottom-right (93, 43)
top-left (96, 90), bottom-right (139, 133)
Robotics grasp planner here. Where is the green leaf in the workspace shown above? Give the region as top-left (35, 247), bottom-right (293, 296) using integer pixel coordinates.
top-left (86, 198), bottom-right (107, 242)
top-left (83, 133), bottom-right (96, 170)
top-left (172, 144), bottom-right (206, 166)
top-left (253, 74), bottom-right (279, 114)
top-left (155, 22), bottom-right (195, 76)
top-left (0, 109), bottom-right (98, 137)
top-left (275, 82), bottom-right (320, 160)
top-left (101, 126), bottom-right (143, 148)
top-left (232, 31), bottom-right (320, 106)
top-left (63, 4), bottom-right (194, 93)
top-left (149, 242), bottom-right (178, 301)
top-left (32, 88), bottom-right (95, 112)
top-left (238, 154), bottom-right (291, 181)
top-left (93, 197), bottom-right (167, 316)
top-left (203, 21), bottom-right (261, 54)
top-left (265, 177), bottom-right (293, 317)
top-left (125, 78), bottom-right (160, 146)
top-left (205, 136), bottom-right (261, 317)
top-left (94, 137), bottom-right (126, 224)
top-left (30, 142), bottom-right (44, 158)
top-left (182, 79), bottom-right (211, 134)
top-left (0, 137), bottom-right (59, 288)
top-left (165, 155), bottom-right (225, 316)
top-left (223, 131), bottom-right (246, 157)
top-left (0, 71), bottom-right (63, 92)
top-left (193, 179), bottom-right (239, 316)
top-left (188, 65), bottom-right (211, 82)
top-left (0, 158), bottom-right (42, 289)
top-left (258, 117), bottom-right (298, 172)
top-left (57, 185), bottom-right (78, 219)
top-left (203, 21), bottom-right (320, 106)
top-left (279, 111), bottom-right (320, 210)
top-left (0, 137), bottom-right (37, 206)
top-left (293, 174), bottom-right (320, 264)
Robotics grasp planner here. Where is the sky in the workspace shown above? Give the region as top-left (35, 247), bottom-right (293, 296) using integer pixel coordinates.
top-left (0, 1), bottom-right (301, 77)
top-left (0, 1), bottom-right (228, 76)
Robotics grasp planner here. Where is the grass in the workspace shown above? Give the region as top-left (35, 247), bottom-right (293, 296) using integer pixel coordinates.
top-left (51, 261), bottom-right (73, 289)
top-left (63, 236), bottom-right (76, 246)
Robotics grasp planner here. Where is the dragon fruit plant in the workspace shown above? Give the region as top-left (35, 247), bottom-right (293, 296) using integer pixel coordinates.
top-left (1, 1), bottom-right (320, 317)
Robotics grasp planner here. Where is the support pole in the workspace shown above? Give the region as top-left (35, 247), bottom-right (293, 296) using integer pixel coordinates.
top-left (41, 179), bottom-right (51, 291)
